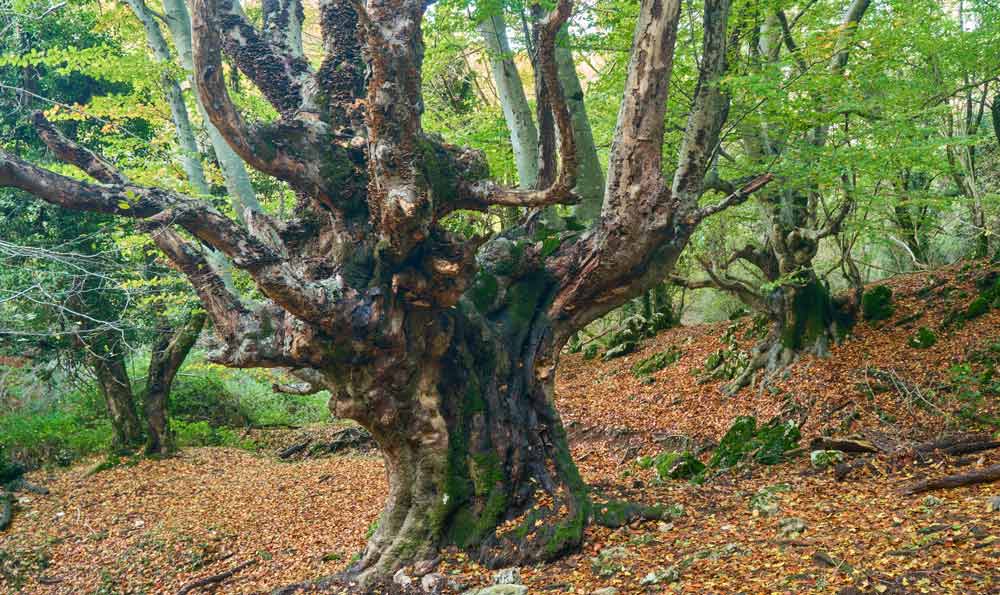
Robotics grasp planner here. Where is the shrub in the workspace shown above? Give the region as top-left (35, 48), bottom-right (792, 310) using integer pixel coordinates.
top-left (0, 406), bottom-right (112, 470)
top-left (861, 286), bottom-right (894, 321)
top-left (173, 420), bottom-right (252, 449)
top-left (167, 373), bottom-right (247, 427)
top-left (908, 326), bottom-right (937, 349)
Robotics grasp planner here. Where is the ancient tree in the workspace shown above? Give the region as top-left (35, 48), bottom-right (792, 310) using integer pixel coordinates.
top-left (674, 0), bottom-right (871, 391)
top-left (0, 0), bottom-right (760, 585)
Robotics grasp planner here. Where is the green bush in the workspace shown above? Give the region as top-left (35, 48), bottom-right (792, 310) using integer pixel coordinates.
top-left (0, 406), bottom-right (112, 469)
top-left (861, 286), bottom-right (894, 321)
top-left (173, 420), bottom-right (252, 449)
top-left (168, 373), bottom-right (247, 426)
top-left (908, 326), bottom-right (937, 349)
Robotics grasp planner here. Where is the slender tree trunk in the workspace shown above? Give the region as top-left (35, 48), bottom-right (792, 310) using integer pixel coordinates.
top-left (125, 0), bottom-right (211, 196)
top-left (554, 41), bottom-right (604, 221)
top-left (160, 0), bottom-right (261, 219)
top-left (87, 338), bottom-right (142, 449)
top-left (144, 311), bottom-right (206, 455)
top-left (478, 14), bottom-right (539, 190)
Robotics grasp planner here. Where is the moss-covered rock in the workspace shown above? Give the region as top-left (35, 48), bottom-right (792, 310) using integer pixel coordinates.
top-left (602, 340), bottom-right (636, 360)
top-left (631, 346), bottom-right (682, 378)
top-left (862, 285), bottom-right (894, 322)
top-left (908, 326), bottom-right (937, 349)
top-left (966, 296), bottom-right (990, 320)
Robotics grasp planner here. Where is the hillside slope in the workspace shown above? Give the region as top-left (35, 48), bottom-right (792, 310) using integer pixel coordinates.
top-left (2, 263), bottom-right (999, 594)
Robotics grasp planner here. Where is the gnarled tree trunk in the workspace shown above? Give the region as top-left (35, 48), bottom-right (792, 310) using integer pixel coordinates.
top-left (0, 0), bottom-right (753, 586)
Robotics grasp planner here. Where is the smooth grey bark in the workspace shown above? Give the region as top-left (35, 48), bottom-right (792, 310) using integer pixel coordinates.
top-left (554, 41), bottom-right (604, 222)
top-left (160, 0), bottom-right (261, 220)
top-left (478, 14), bottom-right (539, 190)
top-left (124, 0), bottom-right (211, 196)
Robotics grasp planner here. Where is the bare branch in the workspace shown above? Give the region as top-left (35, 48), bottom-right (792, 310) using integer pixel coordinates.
top-left (31, 112), bottom-right (126, 185)
top-left (694, 173), bottom-right (774, 221)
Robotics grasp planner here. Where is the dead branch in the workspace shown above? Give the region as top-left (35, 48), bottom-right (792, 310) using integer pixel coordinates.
top-left (278, 439), bottom-right (312, 459)
top-left (900, 464), bottom-right (1000, 495)
top-left (177, 559), bottom-right (256, 595)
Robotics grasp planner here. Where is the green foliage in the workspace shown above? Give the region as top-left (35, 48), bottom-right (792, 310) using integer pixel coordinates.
top-left (0, 389), bottom-right (113, 470)
top-left (862, 286), bottom-right (895, 322)
top-left (167, 373), bottom-right (247, 427)
top-left (631, 346), bottom-right (682, 378)
top-left (172, 421), bottom-right (251, 449)
top-left (908, 327), bottom-right (937, 349)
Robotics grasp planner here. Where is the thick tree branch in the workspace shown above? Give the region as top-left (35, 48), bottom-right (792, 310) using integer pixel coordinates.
top-left (317, 0), bottom-right (364, 127)
top-left (32, 112), bottom-right (125, 184)
top-left (191, 0), bottom-right (364, 213)
top-left (7, 117), bottom-right (372, 337)
top-left (671, 0), bottom-right (733, 211)
top-left (201, 0), bottom-right (314, 117)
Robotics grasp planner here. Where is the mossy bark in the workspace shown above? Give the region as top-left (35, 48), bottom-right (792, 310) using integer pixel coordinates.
top-left (729, 272), bottom-right (849, 393)
top-left (334, 285), bottom-right (588, 587)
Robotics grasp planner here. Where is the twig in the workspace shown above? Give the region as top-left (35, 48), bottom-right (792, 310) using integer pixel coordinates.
top-left (177, 559), bottom-right (256, 595)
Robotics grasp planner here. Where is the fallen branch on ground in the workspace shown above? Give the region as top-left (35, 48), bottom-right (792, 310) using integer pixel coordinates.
top-left (278, 439), bottom-right (312, 459)
top-left (900, 463), bottom-right (1000, 495)
top-left (177, 559), bottom-right (256, 595)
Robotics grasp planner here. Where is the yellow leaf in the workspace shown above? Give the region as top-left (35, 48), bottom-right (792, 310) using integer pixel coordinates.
top-left (117, 201), bottom-right (131, 210)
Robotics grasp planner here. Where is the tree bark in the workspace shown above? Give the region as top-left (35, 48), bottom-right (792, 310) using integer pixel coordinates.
top-left (325, 295), bottom-right (588, 584)
top-left (87, 334), bottom-right (143, 449)
top-left (144, 310), bottom-right (206, 455)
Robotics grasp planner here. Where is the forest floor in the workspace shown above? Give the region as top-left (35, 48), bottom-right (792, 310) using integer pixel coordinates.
top-left (3, 261), bottom-right (1000, 595)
